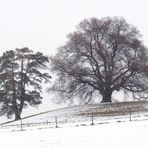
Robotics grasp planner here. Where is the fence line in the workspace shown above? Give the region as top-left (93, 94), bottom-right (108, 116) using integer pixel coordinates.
top-left (1, 110), bottom-right (148, 132)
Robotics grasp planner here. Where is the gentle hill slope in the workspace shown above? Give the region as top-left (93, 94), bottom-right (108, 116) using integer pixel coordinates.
top-left (1, 100), bottom-right (148, 128)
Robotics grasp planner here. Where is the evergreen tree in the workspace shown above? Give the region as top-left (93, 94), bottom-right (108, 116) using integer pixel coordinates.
top-left (0, 48), bottom-right (51, 120)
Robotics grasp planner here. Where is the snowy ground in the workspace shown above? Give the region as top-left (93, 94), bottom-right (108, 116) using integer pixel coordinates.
top-left (1, 102), bottom-right (148, 148)
top-left (0, 119), bottom-right (148, 148)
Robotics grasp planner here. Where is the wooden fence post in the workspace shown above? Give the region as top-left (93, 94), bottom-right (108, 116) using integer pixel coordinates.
top-left (91, 113), bottom-right (94, 125)
top-left (46, 120), bottom-right (49, 125)
top-left (129, 108), bottom-right (132, 121)
top-left (55, 116), bottom-right (58, 128)
top-left (20, 119), bottom-right (23, 131)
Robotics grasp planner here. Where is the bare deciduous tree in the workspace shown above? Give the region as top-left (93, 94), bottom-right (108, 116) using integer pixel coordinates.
top-left (49, 17), bottom-right (148, 104)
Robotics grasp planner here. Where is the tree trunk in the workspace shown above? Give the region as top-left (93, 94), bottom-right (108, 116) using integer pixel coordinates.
top-left (14, 109), bottom-right (21, 120)
top-left (101, 89), bottom-right (112, 103)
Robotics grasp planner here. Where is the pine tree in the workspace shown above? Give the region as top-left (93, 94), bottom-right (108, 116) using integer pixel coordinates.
top-left (0, 48), bottom-right (51, 120)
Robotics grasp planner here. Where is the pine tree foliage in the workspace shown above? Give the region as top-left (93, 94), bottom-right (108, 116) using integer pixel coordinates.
top-left (0, 48), bottom-right (51, 120)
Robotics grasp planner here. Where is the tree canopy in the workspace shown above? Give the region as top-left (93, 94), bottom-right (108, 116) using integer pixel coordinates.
top-left (49, 17), bottom-right (148, 104)
top-left (0, 48), bottom-right (51, 120)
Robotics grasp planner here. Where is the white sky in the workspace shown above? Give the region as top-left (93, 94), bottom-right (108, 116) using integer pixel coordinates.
top-left (0, 0), bottom-right (148, 55)
top-left (0, 0), bottom-right (148, 117)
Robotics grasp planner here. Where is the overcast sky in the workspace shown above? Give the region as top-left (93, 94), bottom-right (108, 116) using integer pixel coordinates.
top-left (0, 0), bottom-right (148, 117)
top-left (0, 0), bottom-right (148, 56)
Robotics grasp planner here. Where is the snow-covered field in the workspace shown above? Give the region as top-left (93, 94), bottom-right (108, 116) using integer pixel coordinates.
top-left (0, 102), bottom-right (148, 148)
top-left (0, 119), bottom-right (148, 148)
